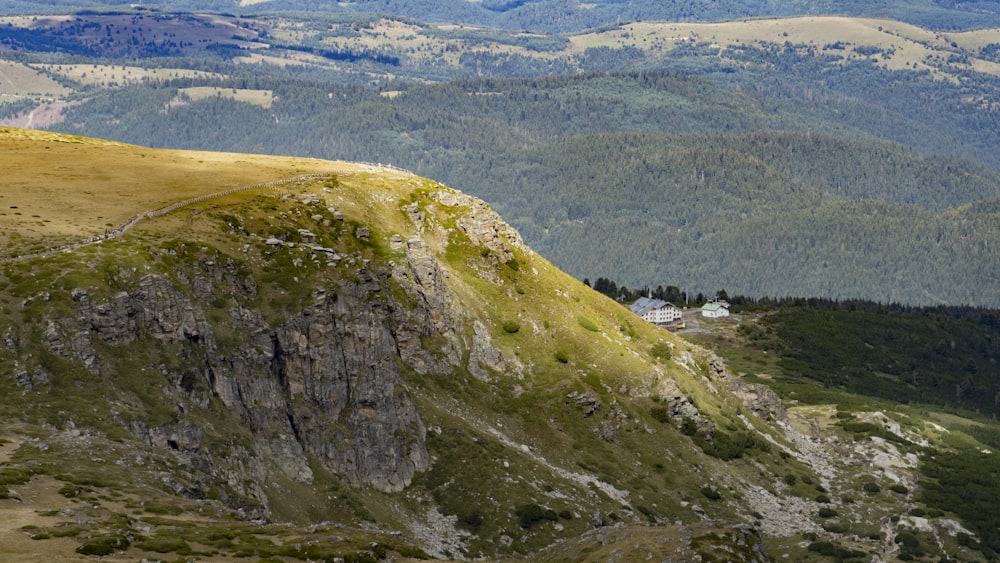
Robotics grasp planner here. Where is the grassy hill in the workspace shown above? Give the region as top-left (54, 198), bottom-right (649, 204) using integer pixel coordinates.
top-left (3, 126), bottom-right (1000, 562)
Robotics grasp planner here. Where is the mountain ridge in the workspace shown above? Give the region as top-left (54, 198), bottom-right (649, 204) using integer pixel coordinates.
top-left (1, 126), bottom-right (998, 562)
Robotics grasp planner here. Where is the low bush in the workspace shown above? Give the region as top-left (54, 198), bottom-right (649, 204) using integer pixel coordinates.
top-left (700, 486), bottom-right (722, 500)
top-left (650, 407), bottom-right (670, 424)
top-left (650, 341), bottom-right (672, 362)
top-left (76, 535), bottom-right (130, 556)
top-left (516, 504), bottom-right (557, 528)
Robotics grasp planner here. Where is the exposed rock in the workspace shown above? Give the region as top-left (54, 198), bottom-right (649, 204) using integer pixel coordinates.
top-left (14, 368), bottom-right (49, 390)
top-left (706, 353), bottom-right (786, 422)
top-left (469, 319), bottom-right (505, 380)
top-left (433, 190), bottom-right (529, 263)
top-left (390, 235), bottom-right (462, 373)
top-left (266, 285), bottom-right (429, 492)
top-left (728, 380), bottom-right (787, 422)
top-left (567, 391), bottom-right (601, 417)
top-left (355, 226), bottom-right (370, 240)
top-left (597, 402), bottom-right (629, 441)
top-left (656, 377), bottom-right (714, 435)
top-left (69, 265), bottom-right (433, 495)
top-left (402, 202), bottom-right (425, 232)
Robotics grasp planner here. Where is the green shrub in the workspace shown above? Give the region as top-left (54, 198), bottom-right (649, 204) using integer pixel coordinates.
top-left (456, 508), bottom-right (484, 531)
top-left (889, 484), bottom-right (908, 494)
top-left (807, 541), bottom-right (865, 560)
top-left (554, 350), bottom-right (569, 364)
top-left (650, 341), bottom-right (672, 362)
top-left (501, 320), bottom-right (520, 334)
top-left (895, 531), bottom-right (919, 549)
top-left (815, 494), bottom-right (831, 503)
top-left (515, 504), bottom-right (557, 528)
top-left (818, 507), bottom-right (838, 518)
top-left (680, 418), bottom-right (698, 436)
top-left (58, 484), bottom-right (83, 498)
top-left (636, 504), bottom-right (656, 522)
top-left (807, 541), bottom-right (837, 556)
top-left (863, 482), bottom-right (881, 494)
top-left (577, 316), bottom-right (599, 332)
top-left (783, 474), bottom-right (797, 486)
top-left (650, 407), bottom-right (670, 424)
top-left (699, 431), bottom-right (758, 461)
top-left (136, 536), bottom-right (191, 554)
top-left (76, 535), bottom-right (130, 556)
top-left (821, 521), bottom-right (849, 534)
top-left (700, 486), bottom-right (722, 500)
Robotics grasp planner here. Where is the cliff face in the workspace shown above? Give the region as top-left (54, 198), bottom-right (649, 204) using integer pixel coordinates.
top-left (52, 267), bottom-right (446, 502)
top-left (27, 174), bottom-right (544, 507)
top-left (0, 171), bottom-right (525, 547)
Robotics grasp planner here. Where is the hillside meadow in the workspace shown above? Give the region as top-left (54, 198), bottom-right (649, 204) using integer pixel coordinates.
top-left (0, 127), bottom-right (338, 255)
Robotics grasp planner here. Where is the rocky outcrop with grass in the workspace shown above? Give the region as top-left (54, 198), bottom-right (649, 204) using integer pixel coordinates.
top-left (46, 265), bottom-right (434, 496)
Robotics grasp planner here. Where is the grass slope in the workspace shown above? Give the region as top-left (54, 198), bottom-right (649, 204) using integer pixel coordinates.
top-left (1, 126), bottom-right (997, 562)
top-left (0, 127), bottom-right (337, 255)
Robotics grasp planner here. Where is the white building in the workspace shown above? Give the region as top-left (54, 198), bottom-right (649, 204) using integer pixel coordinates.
top-left (700, 302), bottom-right (730, 318)
top-left (630, 297), bottom-right (683, 325)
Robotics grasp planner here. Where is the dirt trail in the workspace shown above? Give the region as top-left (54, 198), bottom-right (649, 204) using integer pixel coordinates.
top-left (0, 172), bottom-right (330, 265)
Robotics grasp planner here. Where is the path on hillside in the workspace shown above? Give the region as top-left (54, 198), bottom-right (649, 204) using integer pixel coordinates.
top-left (1, 173), bottom-right (330, 265)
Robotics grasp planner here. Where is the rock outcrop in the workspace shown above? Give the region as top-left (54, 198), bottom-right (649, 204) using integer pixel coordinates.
top-left (54, 257), bottom-right (438, 502)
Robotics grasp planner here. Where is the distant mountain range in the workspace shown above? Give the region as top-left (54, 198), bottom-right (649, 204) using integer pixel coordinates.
top-left (3, 0), bottom-right (1000, 31)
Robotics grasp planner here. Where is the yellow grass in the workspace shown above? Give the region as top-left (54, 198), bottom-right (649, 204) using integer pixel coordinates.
top-left (0, 127), bottom-right (346, 249)
top-left (177, 86), bottom-right (274, 108)
top-left (570, 16), bottom-right (1000, 77)
top-left (0, 61), bottom-right (71, 99)
top-left (35, 64), bottom-right (221, 88)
